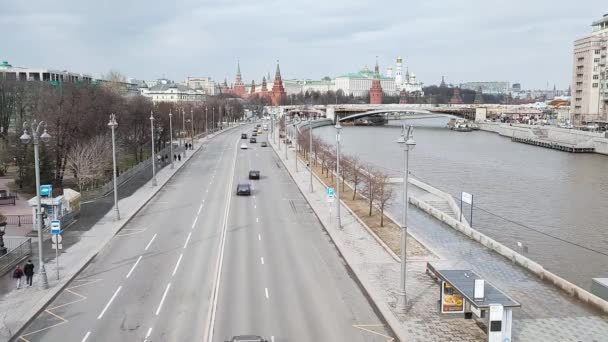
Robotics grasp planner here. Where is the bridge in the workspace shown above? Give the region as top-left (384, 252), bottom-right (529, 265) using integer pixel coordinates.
top-left (337, 108), bottom-right (456, 125)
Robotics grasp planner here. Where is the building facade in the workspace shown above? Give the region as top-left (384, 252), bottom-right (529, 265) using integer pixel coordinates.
top-left (184, 76), bottom-right (216, 95)
top-left (140, 81), bottom-right (206, 103)
top-left (460, 81), bottom-right (510, 95)
top-left (385, 56), bottom-right (424, 94)
top-left (0, 60), bottom-right (93, 83)
top-left (335, 66), bottom-right (397, 97)
top-left (571, 14), bottom-right (608, 125)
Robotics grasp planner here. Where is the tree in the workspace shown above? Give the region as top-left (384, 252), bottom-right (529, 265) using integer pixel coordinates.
top-left (372, 169), bottom-right (394, 227)
top-left (362, 163), bottom-right (377, 216)
top-left (347, 156), bottom-right (362, 200)
top-left (66, 135), bottom-right (112, 191)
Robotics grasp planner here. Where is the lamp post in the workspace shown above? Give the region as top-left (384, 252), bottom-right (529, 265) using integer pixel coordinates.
top-left (212, 107), bottom-right (215, 133)
top-left (284, 117), bottom-right (288, 160)
top-left (396, 123), bottom-right (416, 311)
top-left (335, 122), bottom-right (342, 229)
top-left (20, 120), bottom-right (52, 289)
top-left (190, 109), bottom-right (195, 148)
top-left (169, 110), bottom-right (174, 169)
top-left (150, 112), bottom-right (157, 186)
top-left (182, 109), bottom-right (187, 158)
top-left (293, 115), bottom-right (300, 172)
top-left (0, 221), bottom-right (7, 255)
top-left (309, 119), bottom-right (313, 193)
top-left (205, 106), bottom-right (209, 137)
top-left (108, 114), bottom-right (120, 220)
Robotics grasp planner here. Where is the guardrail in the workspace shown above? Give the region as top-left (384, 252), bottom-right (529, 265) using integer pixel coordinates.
top-left (0, 196), bottom-right (16, 206)
top-left (0, 237), bottom-right (32, 276)
top-left (3, 215), bottom-right (32, 227)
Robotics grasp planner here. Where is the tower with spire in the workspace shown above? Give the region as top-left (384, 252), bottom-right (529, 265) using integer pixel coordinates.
top-left (369, 58), bottom-right (383, 104)
top-left (394, 56), bottom-right (403, 88)
top-left (271, 61), bottom-right (286, 106)
top-left (440, 76), bottom-right (447, 87)
top-left (260, 76), bottom-right (269, 99)
top-left (221, 78), bottom-right (230, 95)
top-left (450, 87), bottom-right (464, 104)
top-left (233, 60), bottom-right (246, 97)
top-left (250, 80), bottom-right (256, 96)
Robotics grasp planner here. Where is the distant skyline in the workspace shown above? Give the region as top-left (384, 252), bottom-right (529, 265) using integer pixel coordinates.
top-left (1, 1), bottom-right (606, 89)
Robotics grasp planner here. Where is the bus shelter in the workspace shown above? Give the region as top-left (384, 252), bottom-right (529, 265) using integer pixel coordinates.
top-left (427, 262), bottom-right (521, 342)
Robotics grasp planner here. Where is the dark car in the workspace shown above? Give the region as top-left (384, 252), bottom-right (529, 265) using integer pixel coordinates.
top-left (250, 137), bottom-right (257, 143)
top-left (252, 132), bottom-right (257, 137)
top-left (249, 170), bottom-right (260, 180)
top-left (236, 183), bottom-right (251, 196)
top-left (260, 142), bottom-right (267, 147)
top-left (241, 133), bottom-right (247, 139)
top-left (226, 335), bottom-right (267, 342)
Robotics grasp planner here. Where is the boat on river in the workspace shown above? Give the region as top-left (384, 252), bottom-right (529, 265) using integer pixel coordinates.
top-left (447, 118), bottom-right (475, 132)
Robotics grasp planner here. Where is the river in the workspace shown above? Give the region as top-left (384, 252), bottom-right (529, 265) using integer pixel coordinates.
top-left (315, 118), bottom-right (608, 290)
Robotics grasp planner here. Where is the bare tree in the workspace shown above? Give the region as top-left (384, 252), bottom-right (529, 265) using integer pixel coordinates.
top-left (362, 163), bottom-right (377, 216)
top-left (339, 154), bottom-right (351, 192)
top-left (372, 169), bottom-right (394, 227)
top-left (66, 135), bottom-right (112, 191)
top-left (347, 156), bottom-right (362, 200)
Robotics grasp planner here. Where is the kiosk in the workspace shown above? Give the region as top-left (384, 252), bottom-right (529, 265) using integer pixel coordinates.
top-left (427, 263), bottom-right (521, 342)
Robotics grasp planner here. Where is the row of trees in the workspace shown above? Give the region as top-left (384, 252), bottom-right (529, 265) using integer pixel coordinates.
top-left (295, 128), bottom-right (395, 227)
top-left (0, 78), bottom-right (244, 192)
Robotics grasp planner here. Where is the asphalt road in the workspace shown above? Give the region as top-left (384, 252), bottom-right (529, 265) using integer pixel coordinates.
top-left (17, 124), bottom-right (392, 342)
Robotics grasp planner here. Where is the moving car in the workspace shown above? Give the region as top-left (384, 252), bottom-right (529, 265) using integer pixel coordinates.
top-left (236, 183), bottom-right (251, 196)
top-left (250, 137), bottom-right (257, 143)
top-left (257, 129), bottom-right (263, 134)
top-left (241, 133), bottom-right (248, 139)
top-left (252, 132), bottom-right (257, 137)
top-left (249, 170), bottom-right (260, 179)
top-left (225, 336), bottom-right (267, 342)
top-left (240, 143), bottom-right (248, 149)
top-left (260, 142), bottom-right (267, 147)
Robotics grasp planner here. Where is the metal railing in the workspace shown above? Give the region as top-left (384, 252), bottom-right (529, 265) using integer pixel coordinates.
top-left (0, 196), bottom-right (16, 206)
top-left (3, 215), bottom-right (32, 226)
top-left (0, 237), bottom-right (32, 276)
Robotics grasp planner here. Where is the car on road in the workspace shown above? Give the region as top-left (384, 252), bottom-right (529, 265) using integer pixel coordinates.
top-left (252, 132), bottom-right (257, 137)
top-left (241, 133), bottom-right (247, 139)
top-left (249, 170), bottom-right (260, 179)
top-left (260, 142), bottom-right (267, 147)
top-left (250, 137), bottom-right (257, 143)
top-left (225, 336), bottom-right (267, 342)
top-left (236, 183), bottom-right (251, 196)
top-left (257, 129), bottom-right (263, 134)
top-left (240, 143), bottom-right (248, 149)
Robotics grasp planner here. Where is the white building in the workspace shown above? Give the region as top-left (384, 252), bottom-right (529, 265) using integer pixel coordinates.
top-left (386, 56), bottom-right (424, 95)
top-left (184, 76), bottom-right (216, 95)
top-left (460, 81), bottom-right (510, 95)
top-left (0, 60), bottom-right (93, 83)
top-left (140, 82), bottom-right (206, 103)
top-left (334, 66), bottom-right (397, 97)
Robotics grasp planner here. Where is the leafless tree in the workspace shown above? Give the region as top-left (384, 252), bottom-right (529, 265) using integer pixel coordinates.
top-left (372, 169), bottom-right (394, 227)
top-left (347, 156), bottom-right (362, 200)
top-left (362, 163), bottom-right (377, 216)
top-left (66, 135), bottom-right (112, 191)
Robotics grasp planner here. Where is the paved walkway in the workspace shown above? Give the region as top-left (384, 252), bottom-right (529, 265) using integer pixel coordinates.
top-left (0, 128), bottom-right (235, 341)
top-left (270, 137), bottom-right (608, 341)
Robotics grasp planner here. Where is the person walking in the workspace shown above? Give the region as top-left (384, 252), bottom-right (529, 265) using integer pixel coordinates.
top-left (24, 260), bottom-right (34, 287)
top-left (178, 154), bottom-right (182, 162)
top-left (12, 265), bottom-right (24, 289)
top-left (173, 154), bottom-right (177, 161)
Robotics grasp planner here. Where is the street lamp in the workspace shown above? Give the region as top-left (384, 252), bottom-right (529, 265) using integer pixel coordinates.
top-left (205, 106), bottom-right (209, 137)
top-left (309, 118), bottom-right (313, 193)
top-left (190, 109), bottom-right (195, 148)
top-left (335, 122), bottom-right (342, 229)
top-left (293, 115), bottom-right (300, 172)
top-left (212, 107), bottom-right (215, 133)
top-left (20, 120), bottom-right (52, 289)
top-left (396, 123), bottom-right (416, 311)
top-left (150, 112), bottom-right (157, 186)
top-left (284, 117), bottom-right (288, 160)
top-left (169, 110), bottom-right (174, 169)
top-left (107, 114), bottom-right (120, 220)
top-left (182, 109), bottom-right (187, 158)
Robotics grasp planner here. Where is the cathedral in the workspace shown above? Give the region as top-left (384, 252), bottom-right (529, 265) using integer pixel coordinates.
top-left (385, 56), bottom-right (424, 95)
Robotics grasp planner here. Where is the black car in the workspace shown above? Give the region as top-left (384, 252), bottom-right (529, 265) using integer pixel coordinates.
top-left (241, 133), bottom-right (247, 139)
top-left (226, 335), bottom-right (267, 342)
top-left (252, 132), bottom-right (257, 137)
top-left (249, 170), bottom-right (260, 180)
top-left (260, 142), bottom-right (267, 147)
top-left (236, 183), bottom-right (251, 196)
top-left (250, 137), bottom-right (257, 143)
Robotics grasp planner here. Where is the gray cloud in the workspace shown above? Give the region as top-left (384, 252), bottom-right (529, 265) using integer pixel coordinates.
top-left (1, 0), bottom-right (606, 88)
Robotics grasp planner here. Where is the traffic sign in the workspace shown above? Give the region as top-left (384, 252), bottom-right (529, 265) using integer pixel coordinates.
top-left (327, 187), bottom-right (335, 198)
top-left (50, 220), bottom-right (61, 234)
top-left (52, 243), bottom-right (63, 250)
top-left (51, 234), bottom-right (62, 244)
top-left (40, 185), bottom-right (52, 197)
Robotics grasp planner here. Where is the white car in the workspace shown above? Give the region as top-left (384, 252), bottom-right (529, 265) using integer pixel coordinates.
top-left (240, 143), bottom-right (248, 149)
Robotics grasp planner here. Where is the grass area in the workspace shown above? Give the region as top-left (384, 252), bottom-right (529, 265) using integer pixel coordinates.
top-left (302, 152), bottom-right (431, 258)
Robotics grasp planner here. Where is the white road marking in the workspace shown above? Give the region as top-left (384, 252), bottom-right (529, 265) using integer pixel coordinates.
top-left (204, 137), bottom-right (239, 342)
top-left (184, 232), bottom-right (192, 248)
top-left (260, 257), bottom-right (264, 265)
top-left (126, 255), bottom-right (143, 278)
top-left (198, 203), bottom-right (203, 215)
top-left (254, 204), bottom-right (256, 209)
top-left (258, 234), bottom-right (261, 241)
top-left (145, 234), bottom-right (157, 251)
top-left (145, 327), bottom-right (153, 340)
top-left (256, 217), bottom-right (259, 223)
top-left (271, 336), bottom-right (275, 342)
top-left (172, 253), bottom-right (183, 276)
top-left (155, 283), bottom-right (171, 315)
top-left (81, 331), bottom-right (91, 342)
top-left (265, 287), bottom-right (269, 299)
top-left (191, 216), bottom-right (199, 229)
top-left (97, 286), bottom-right (122, 319)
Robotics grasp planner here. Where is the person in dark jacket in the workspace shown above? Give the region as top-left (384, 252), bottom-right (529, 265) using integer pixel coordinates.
top-left (24, 260), bottom-right (34, 287)
top-left (13, 266), bottom-right (24, 289)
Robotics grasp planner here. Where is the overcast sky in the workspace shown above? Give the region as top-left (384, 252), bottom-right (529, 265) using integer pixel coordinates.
top-left (1, 1), bottom-right (606, 89)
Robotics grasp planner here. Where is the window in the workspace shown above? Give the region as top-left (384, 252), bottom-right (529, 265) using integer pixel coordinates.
top-left (577, 82), bottom-right (583, 86)
top-left (596, 49), bottom-right (601, 54)
top-left (576, 90), bottom-right (583, 93)
top-left (593, 83), bottom-right (599, 88)
top-left (578, 57), bottom-right (585, 61)
top-left (594, 75), bottom-right (600, 80)
top-left (575, 105), bottom-right (581, 109)
top-left (594, 58), bottom-right (600, 63)
top-left (576, 98), bottom-right (582, 101)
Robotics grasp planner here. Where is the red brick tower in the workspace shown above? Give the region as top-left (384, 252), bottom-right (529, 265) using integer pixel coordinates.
top-left (399, 89), bottom-right (408, 104)
top-left (221, 78), bottom-right (230, 95)
top-left (260, 76), bottom-right (269, 99)
top-left (271, 61), bottom-right (286, 106)
top-left (233, 61), bottom-right (246, 97)
top-left (369, 59), bottom-right (383, 104)
top-left (450, 88), bottom-right (464, 104)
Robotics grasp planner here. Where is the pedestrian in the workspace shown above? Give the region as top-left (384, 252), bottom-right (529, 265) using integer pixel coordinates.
top-left (12, 265), bottom-right (24, 289)
top-left (178, 154), bottom-right (182, 161)
top-left (189, 143), bottom-right (192, 150)
top-left (24, 260), bottom-right (34, 287)
top-left (173, 154), bottom-right (177, 161)
top-left (164, 154), bottom-right (168, 162)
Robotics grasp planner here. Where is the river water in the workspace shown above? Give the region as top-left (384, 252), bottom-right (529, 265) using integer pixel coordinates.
top-left (316, 118), bottom-right (608, 290)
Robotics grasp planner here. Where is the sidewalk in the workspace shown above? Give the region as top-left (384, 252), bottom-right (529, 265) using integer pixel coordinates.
top-left (269, 138), bottom-right (608, 341)
top-left (0, 128), bottom-right (233, 341)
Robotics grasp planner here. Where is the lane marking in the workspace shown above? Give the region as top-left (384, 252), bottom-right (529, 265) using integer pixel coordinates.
top-left (265, 287), bottom-right (269, 299)
top-left (260, 257), bottom-right (264, 265)
top-left (172, 253), bottom-right (184, 276)
top-left (81, 331), bottom-right (91, 342)
top-left (198, 203), bottom-right (203, 215)
top-left (126, 256), bottom-right (143, 278)
top-left (155, 283), bottom-right (172, 316)
top-left (254, 204), bottom-right (256, 209)
top-left (271, 337), bottom-right (275, 342)
top-left (204, 136), bottom-right (240, 342)
top-left (184, 232), bottom-right (192, 248)
top-left (258, 234), bottom-right (261, 241)
top-left (145, 234), bottom-right (157, 250)
top-left (256, 217), bottom-right (259, 223)
top-left (143, 327), bottom-right (153, 342)
top-left (191, 216), bottom-right (199, 229)
top-left (97, 286), bottom-right (122, 319)
top-left (352, 324), bottom-right (395, 341)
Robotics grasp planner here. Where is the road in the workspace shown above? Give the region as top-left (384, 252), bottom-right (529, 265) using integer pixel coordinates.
top-left (17, 125), bottom-right (392, 342)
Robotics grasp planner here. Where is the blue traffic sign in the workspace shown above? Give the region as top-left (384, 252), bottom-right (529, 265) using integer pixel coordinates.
top-left (50, 220), bottom-right (61, 234)
top-left (327, 187), bottom-right (335, 198)
top-left (40, 185), bottom-right (52, 197)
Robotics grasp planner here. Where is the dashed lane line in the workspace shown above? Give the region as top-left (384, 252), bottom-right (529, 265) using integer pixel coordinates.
top-left (126, 256), bottom-right (143, 279)
top-left (172, 253), bottom-right (184, 276)
top-left (155, 283), bottom-right (172, 316)
top-left (145, 234), bottom-right (157, 251)
top-left (81, 331), bottom-right (91, 342)
top-left (184, 232), bottom-right (192, 248)
top-left (97, 286), bottom-right (122, 319)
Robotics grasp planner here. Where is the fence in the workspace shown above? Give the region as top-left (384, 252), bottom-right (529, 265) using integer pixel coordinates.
top-left (3, 215), bottom-right (32, 227)
top-left (0, 237), bottom-right (32, 276)
top-left (0, 196), bottom-right (16, 206)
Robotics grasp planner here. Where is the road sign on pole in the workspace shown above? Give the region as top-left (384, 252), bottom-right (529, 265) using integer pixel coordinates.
top-left (327, 187), bottom-right (335, 203)
top-left (50, 220), bottom-right (61, 235)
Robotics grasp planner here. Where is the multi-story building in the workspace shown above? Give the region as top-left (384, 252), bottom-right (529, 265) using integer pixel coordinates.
top-left (281, 79), bottom-right (335, 95)
top-left (0, 60), bottom-right (93, 83)
top-left (140, 80), bottom-right (206, 103)
top-left (387, 56), bottom-right (424, 95)
top-left (184, 76), bottom-right (216, 95)
top-left (334, 66), bottom-right (397, 97)
top-left (460, 81), bottom-right (510, 95)
top-left (571, 14), bottom-right (608, 125)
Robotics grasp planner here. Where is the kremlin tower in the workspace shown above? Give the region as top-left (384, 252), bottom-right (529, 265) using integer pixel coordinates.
top-left (221, 78), bottom-right (230, 95)
top-left (450, 88), bottom-right (464, 104)
top-left (399, 89), bottom-right (408, 104)
top-left (260, 76), bottom-right (269, 99)
top-left (270, 61), bottom-right (286, 106)
top-left (233, 61), bottom-right (246, 97)
top-left (250, 80), bottom-right (256, 96)
top-left (369, 59), bottom-right (383, 104)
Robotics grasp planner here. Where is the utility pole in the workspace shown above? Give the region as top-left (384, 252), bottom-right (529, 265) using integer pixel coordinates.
top-left (108, 114), bottom-right (121, 219)
top-left (335, 122), bottom-right (342, 229)
top-left (169, 110), bottom-right (174, 169)
top-left (309, 119), bottom-right (313, 193)
top-left (150, 111), bottom-right (157, 186)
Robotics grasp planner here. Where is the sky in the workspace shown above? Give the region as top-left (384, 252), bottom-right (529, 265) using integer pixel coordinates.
top-left (1, 1), bottom-right (606, 89)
